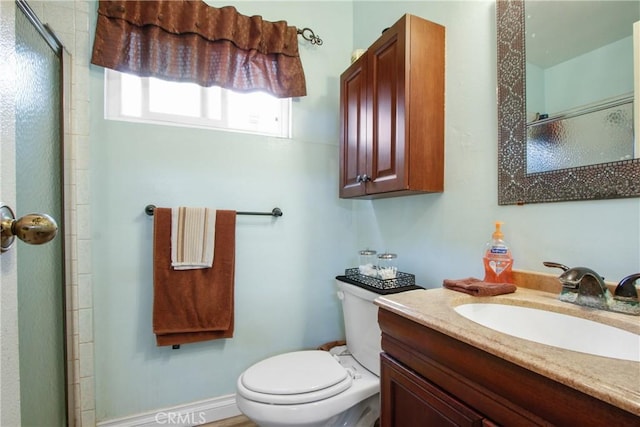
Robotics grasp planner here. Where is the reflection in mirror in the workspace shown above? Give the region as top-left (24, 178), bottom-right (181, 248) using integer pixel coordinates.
top-left (526, 100), bottom-right (634, 173)
top-left (497, 0), bottom-right (640, 204)
top-left (524, 1), bottom-right (639, 173)
top-left (635, 21), bottom-right (640, 157)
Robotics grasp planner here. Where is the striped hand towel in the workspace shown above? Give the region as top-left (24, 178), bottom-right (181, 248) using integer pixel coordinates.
top-left (171, 207), bottom-right (216, 270)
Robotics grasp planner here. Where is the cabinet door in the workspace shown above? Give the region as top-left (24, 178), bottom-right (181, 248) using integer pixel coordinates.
top-left (339, 55), bottom-right (368, 198)
top-left (381, 353), bottom-right (486, 427)
top-left (367, 21), bottom-right (407, 194)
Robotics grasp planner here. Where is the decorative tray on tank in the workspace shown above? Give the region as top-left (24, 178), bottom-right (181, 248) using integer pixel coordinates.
top-left (344, 268), bottom-right (416, 290)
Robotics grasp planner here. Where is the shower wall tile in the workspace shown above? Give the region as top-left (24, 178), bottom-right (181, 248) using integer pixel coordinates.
top-left (72, 100), bottom-right (90, 135)
top-left (75, 134), bottom-right (89, 170)
top-left (76, 169), bottom-right (90, 204)
top-left (77, 239), bottom-right (91, 275)
top-left (81, 410), bottom-right (95, 427)
top-left (78, 274), bottom-right (92, 309)
top-left (80, 376), bottom-right (95, 410)
top-left (79, 342), bottom-right (94, 377)
top-left (78, 308), bottom-right (93, 343)
top-left (76, 204), bottom-right (90, 239)
top-left (36, 1), bottom-right (94, 426)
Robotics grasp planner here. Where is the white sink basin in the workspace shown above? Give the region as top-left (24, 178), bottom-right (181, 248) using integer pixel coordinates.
top-left (454, 303), bottom-right (640, 362)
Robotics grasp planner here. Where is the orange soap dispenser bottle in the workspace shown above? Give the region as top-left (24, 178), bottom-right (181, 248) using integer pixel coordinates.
top-left (483, 221), bottom-right (514, 283)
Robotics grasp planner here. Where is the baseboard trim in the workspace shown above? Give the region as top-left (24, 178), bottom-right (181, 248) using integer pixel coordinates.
top-left (96, 394), bottom-right (242, 427)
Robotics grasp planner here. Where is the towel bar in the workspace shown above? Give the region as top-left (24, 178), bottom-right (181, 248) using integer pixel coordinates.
top-left (144, 205), bottom-right (283, 217)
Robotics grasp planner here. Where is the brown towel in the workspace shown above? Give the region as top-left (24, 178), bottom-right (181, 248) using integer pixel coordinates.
top-left (443, 277), bottom-right (516, 297)
top-left (153, 207), bottom-right (236, 346)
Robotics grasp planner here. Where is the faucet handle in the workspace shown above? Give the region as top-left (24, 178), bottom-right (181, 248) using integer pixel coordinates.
top-left (614, 273), bottom-right (640, 300)
top-left (543, 261), bottom-right (578, 289)
top-left (543, 261), bottom-right (570, 272)
top-left (544, 262), bottom-right (608, 288)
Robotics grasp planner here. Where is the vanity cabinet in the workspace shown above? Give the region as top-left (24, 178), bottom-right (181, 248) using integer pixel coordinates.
top-left (378, 307), bottom-right (640, 427)
top-left (381, 354), bottom-right (487, 426)
top-left (339, 14), bottom-right (444, 199)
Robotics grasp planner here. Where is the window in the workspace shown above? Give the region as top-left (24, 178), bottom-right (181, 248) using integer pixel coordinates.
top-left (104, 69), bottom-right (291, 138)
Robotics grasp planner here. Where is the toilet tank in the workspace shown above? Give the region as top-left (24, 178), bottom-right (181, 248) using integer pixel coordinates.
top-left (336, 280), bottom-right (382, 376)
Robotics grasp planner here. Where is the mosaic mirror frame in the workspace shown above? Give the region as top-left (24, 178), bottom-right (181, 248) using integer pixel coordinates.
top-left (496, 0), bottom-right (640, 205)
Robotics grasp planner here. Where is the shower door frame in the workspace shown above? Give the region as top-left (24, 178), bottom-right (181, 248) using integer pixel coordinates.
top-left (1, 0), bottom-right (75, 425)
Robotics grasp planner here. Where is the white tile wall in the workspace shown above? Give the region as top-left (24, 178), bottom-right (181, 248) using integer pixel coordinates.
top-left (34, 1), bottom-right (94, 425)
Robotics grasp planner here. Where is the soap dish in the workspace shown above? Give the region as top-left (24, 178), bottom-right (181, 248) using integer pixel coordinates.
top-left (344, 267), bottom-right (415, 290)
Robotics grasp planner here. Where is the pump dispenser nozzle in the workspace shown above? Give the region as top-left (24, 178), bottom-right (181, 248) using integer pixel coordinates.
top-left (492, 221), bottom-right (504, 240)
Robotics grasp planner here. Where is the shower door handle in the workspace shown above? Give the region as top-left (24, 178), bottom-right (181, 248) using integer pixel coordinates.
top-left (0, 204), bottom-right (58, 252)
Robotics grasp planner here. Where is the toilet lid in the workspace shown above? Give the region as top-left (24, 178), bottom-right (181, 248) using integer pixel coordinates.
top-left (239, 350), bottom-right (353, 404)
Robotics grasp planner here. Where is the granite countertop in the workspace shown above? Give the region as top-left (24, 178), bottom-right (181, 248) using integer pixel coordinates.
top-left (374, 286), bottom-right (640, 416)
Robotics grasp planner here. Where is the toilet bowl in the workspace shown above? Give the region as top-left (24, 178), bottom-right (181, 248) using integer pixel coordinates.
top-left (235, 280), bottom-right (383, 427)
top-left (236, 350), bottom-right (379, 427)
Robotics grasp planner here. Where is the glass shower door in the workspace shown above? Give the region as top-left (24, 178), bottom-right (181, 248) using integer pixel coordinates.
top-left (15, 1), bottom-right (67, 425)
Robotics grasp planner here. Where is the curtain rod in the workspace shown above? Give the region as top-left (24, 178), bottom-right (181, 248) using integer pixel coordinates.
top-left (144, 205), bottom-right (283, 217)
top-left (297, 27), bottom-right (322, 45)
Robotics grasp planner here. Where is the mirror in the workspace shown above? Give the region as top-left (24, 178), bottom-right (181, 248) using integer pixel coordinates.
top-left (497, 0), bottom-right (640, 204)
top-left (525, 1), bottom-right (637, 173)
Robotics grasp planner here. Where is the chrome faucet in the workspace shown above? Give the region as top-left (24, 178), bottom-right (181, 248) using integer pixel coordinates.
top-left (544, 262), bottom-right (639, 316)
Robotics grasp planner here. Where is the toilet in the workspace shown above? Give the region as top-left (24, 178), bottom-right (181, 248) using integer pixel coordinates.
top-left (235, 280), bottom-right (383, 427)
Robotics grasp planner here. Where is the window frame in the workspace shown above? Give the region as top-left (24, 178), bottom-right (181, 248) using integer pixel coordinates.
top-left (104, 69), bottom-right (292, 138)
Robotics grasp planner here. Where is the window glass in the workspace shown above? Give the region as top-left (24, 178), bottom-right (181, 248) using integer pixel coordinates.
top-left (149, 77), bottom-right (201, 117)
top-left (105, 69), bottom-right (291, 138)
top-left (227, 90), bottom-right (284, 135)
top-left (205, 86), bottom-right (223, 121)
top-left (120, 72), bottom-right (141, 117)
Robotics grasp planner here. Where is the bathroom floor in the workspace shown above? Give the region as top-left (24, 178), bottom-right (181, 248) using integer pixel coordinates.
top-left (201, 415), bottom-right (257, 427)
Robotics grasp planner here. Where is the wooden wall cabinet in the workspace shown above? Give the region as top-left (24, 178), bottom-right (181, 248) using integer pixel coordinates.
top-left (378, 308), bottom-right (640, 427)
top-left (339, 14), bottom-right (445, 199)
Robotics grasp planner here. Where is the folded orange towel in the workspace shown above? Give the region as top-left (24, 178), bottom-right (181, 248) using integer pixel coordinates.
top-left (153, 207), bottom-right (236, 346)
top-left (443, 277), bottom-right (516, 297)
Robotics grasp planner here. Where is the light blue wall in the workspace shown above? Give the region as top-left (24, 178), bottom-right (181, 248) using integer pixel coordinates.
top-left (526, 37), bottom-right (634, 116)
top-left (543, 36), bottom-right (634, 114)
top-left (90, 0), bottom-right (640, 422)
top-left (525, 61), bottom-right (545, 119)
top-left (90, 1), bottom-right (356, 421)
top-left (351, 1), bottom-right (639, 284)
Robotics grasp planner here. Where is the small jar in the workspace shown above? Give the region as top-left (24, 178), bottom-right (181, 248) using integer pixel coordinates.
top-left (377, 252), bottom-right (398, 279)
top-left (358, 249), bottom-right (377, 277)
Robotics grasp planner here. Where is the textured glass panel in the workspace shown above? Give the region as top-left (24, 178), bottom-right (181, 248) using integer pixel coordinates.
top-left (526, 101), bottom-right (634, 174)
top-left (15, 5), bottom-right (66, 426)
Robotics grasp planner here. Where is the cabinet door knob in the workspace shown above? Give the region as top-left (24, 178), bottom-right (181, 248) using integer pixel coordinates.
top-left (356, 175), bottom-right (363, 183)
top-left (362, 174), bottom-right (371, 182)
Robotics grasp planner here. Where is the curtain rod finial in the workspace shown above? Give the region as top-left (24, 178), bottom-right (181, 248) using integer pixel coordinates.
top-left (297, 27), bottom-right (323, 46)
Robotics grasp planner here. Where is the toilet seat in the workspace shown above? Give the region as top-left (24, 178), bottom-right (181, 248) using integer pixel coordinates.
top-left (238, 350), bottom-right (354, 405)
